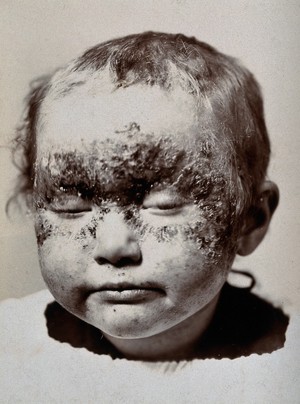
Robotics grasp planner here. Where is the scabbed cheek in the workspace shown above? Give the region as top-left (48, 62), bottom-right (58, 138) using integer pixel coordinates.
top-left (34, 211), bottom-right (98, 249)
top-left (34, 191), bottom-right (237, 267)
top-left (35, 215), bottom-right (54, 247)
top-left (143, 217), bottom-right (235, 267)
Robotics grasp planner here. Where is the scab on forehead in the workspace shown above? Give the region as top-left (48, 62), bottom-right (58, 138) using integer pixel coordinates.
top-left (34, 122), bottom-right (232, 206)
top-left (35, 132), bottom-right (187, 202)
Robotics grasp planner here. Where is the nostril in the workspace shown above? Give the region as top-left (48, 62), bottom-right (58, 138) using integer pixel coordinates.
top-left (94, 256), bottom-right (142, 267)
top-left (114, 256), bottom-right (143, 268)
top-left (94, 257), bottom-right (110, 266)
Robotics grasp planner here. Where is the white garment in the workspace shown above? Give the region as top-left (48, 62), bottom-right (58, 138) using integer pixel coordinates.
top-left (1, 290), bottom-right (299, 404)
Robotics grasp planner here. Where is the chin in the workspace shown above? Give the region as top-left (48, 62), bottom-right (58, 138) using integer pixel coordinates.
top-left (87, 314), bottom-right (170, 339)
top-left (97, 320), bottom-right (158, 339)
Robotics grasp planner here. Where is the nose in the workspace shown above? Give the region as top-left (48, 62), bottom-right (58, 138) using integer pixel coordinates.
top-left (93, 211), bottom-right (142, 267)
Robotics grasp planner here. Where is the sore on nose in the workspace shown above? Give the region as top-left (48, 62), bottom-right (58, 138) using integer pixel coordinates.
top-left (93, 211), bottom-right (141, 266)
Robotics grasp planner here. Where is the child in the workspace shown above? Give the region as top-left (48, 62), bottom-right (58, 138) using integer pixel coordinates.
top-left (1, 31), bottom-right (291, 401)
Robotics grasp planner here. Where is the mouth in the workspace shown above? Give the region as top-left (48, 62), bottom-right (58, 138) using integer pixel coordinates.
top-left (93, 283), bottom-right (165, 304)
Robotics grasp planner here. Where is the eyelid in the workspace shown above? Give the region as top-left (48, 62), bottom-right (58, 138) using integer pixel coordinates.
top-left (143, 191), bottom-right (186, 211)
top-left (48, 196), bottom-right (92, 214)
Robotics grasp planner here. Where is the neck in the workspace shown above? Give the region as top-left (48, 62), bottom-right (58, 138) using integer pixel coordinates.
top-left (103, 293), bottom-right (220, 361)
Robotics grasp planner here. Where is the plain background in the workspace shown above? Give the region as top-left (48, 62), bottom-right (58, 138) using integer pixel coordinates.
top-left (0, 0), bottom-right (299, 312)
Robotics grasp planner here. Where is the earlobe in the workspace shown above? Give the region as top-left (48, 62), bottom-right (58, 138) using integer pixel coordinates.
top-left (237, 181), bottom-right (279, 256)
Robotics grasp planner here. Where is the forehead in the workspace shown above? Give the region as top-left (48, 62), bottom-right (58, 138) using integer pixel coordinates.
top-left (36, 84), bottom-right (220, 155)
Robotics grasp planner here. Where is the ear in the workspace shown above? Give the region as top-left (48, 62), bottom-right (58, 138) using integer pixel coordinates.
top-left (237, 181), bottom-right (279, 256)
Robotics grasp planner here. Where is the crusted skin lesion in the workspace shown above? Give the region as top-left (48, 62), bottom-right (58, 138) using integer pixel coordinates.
top-left (35, 215), bottom-right (53, 246)
top-left (33, 127), bottom-right (239, 259)
top-left (35, 133), bottom-right (187, 207)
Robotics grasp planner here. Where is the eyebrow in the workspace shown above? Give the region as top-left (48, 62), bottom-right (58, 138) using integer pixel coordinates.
top-left (36, 145), bottom-right (186, 184)
top-left (35, 159), bottom-right (157, 206)
top-left (34, 144), bottom-right (221, 206)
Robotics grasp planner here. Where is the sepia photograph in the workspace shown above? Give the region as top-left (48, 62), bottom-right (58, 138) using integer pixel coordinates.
top-left (1, 1), bottom-right (299, 402)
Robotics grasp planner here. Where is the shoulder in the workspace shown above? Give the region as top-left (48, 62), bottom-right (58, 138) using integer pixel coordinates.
top-left (0, 290), bottom-right (119, 402)
top-left (0, 289), bottom-right (53, 319)
top-left (197, 283), bottom-right (290, 359)
top-left (0, 289), bottom-right (53, 354)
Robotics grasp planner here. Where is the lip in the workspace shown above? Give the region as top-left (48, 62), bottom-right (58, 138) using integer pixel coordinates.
top-left (91, 283), bottom-right (165, 304)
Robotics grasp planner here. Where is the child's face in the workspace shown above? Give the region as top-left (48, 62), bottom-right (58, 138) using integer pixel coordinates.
top-left (33, 82), bottom-right (239, 339)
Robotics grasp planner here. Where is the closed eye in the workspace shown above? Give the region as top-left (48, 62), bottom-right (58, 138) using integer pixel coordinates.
top-left (142, 190), bottom-right (187, 215)
top-left (48, 197), bottom-right (92, 218)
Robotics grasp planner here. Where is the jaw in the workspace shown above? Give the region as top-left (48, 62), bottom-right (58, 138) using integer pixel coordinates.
top-left (101, 291), bottom-right (221, 361)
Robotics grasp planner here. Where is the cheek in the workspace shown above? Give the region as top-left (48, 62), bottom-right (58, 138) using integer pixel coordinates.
top-left (140, 211), bottom-right (236, 305)
top-left (139, 211), bottom-right (236, 270)
top-left (34, 210), bottom-right (103, 248)
top-left (34, 212), bottom-right (99, 287)
top-left (36, 224), bottom-right (91, 303)
top-left (150, 243), bottom-right (228, 317)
